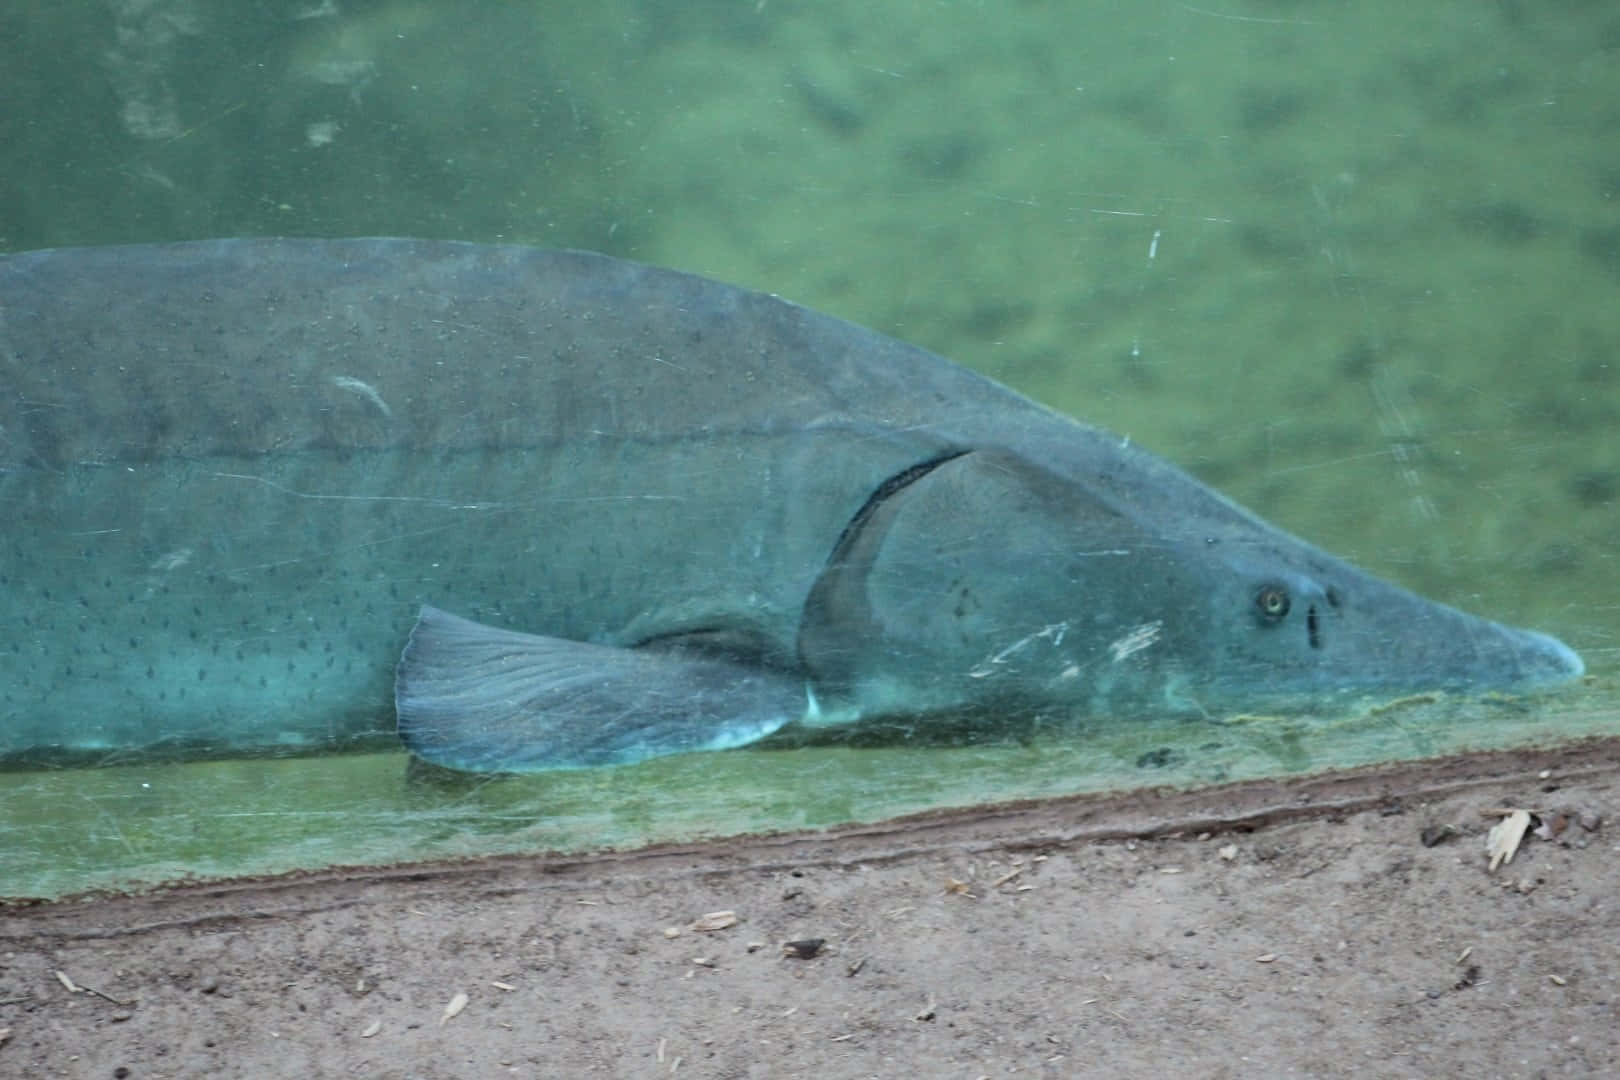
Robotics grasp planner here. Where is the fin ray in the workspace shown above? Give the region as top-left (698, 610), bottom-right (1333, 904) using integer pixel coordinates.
top-left (396, 606), bottom-right (801, 773)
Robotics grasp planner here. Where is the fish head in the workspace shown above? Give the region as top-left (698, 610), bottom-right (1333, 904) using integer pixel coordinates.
top-left (799, 446), bottom-right (1583, 722)
top-left (1182, 538), bottom-right (1584, 709)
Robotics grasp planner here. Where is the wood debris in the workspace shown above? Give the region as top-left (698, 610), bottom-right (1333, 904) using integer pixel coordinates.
top-left (689, 910), bottom-right (739, 932)
top-left (52, 970), bottom-right (131, 1006)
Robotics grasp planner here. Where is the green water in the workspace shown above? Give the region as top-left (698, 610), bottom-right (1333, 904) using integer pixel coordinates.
top-left (2, 0), bottom-right (1615, 897)
top-left (5, 684), bottom-right (1612, 899)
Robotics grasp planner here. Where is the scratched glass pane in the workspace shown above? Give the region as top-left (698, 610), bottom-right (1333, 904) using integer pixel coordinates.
top-left (1, 2), bottom-right (1613, 899)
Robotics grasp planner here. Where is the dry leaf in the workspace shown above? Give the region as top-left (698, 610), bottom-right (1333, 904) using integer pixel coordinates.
top-left (440, 991), bottom-right (469, 1026)
top-left (690, 911), bottom-right (738, 932)
top-left (1533, 813), bottom-right (1568, 842)
top-left (1486, 809), bottom-right (1531, 871)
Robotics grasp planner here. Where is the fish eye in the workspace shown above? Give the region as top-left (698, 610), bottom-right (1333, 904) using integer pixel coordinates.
top-left (1254, 584), bottom-right (1291, 622)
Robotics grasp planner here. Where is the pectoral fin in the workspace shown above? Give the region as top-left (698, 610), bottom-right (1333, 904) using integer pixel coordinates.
top-left (395, 606), bottom-right (802, 773)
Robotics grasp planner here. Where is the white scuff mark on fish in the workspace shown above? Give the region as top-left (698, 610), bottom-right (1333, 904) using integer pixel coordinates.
top-left (969, 622), bottom-right (1069, 679)
top-left (1108, 622), bottom-right (1162, 663)
top-left (331, 375), bottom-right (392, 417)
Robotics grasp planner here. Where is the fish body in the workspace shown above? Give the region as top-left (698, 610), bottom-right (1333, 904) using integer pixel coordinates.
top-left (0, 239), bottom-right (1582, 770)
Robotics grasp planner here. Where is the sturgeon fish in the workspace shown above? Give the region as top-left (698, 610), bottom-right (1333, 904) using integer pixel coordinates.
top-left (0, 239), bottom-right (1583, 772)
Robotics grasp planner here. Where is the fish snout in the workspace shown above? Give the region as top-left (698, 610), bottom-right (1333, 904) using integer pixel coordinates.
top-left (1513, 627), bottom-right (1585, 684)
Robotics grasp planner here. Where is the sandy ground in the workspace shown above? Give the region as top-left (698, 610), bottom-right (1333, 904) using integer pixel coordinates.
top-left (2, 738), bottom-right (1616, 1080)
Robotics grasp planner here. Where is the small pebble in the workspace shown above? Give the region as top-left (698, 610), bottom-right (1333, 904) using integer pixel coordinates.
top-left (782, 938), bottom-right (825, 960)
